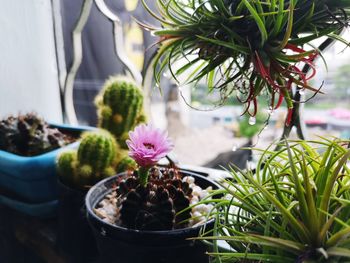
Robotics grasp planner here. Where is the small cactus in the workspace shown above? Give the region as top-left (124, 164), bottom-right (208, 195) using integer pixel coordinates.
top-left (120, 183), bottom-right (176, 230)
top-left (116, 156), bottom-right (137, 174)
top-left (95, 76), bottom-right (146, 149)
top-left (0, 113), bottom-right (69, 156)
top-left (116, 168), bottom-right (192, 231)
top-left (57, 130), bottom-right (117, 189)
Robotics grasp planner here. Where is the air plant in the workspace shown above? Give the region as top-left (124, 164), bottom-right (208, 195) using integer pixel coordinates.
top-left (198, 139), bottom-right (350, 262)
top-left (141, 0), bottom-right (350, 125)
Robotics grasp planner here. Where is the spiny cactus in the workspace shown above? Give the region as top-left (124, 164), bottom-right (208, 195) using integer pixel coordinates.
top-left (95, 76), bottom-right (145, 149)
top-left (57, 130), bottom-right (117, 189)
top-left (0, 113), bottom-right (70, 156)
top-left (116, 156), bottom-right (137, 174)
top-left (77, 131), bottom-right (117, 173)
top-left (116, 168), bottom-right (192, 231)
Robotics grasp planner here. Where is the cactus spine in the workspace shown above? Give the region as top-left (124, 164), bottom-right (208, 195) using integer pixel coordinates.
top-left (57, 130), bottom-right (117, 189)
top-left (95, 76), bottom-right (145, 149)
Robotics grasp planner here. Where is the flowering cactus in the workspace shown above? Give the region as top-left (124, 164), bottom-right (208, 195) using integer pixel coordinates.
top-left (115, 124), bottom-right (195, 230)
top-left (126, 124), bottom-right (173, 167)
top-left (126, 124), bottom-right (174, 186)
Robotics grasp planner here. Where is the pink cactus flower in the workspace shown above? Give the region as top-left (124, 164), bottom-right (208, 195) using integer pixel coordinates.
top-left (126, 124), bottom-right (174, 168)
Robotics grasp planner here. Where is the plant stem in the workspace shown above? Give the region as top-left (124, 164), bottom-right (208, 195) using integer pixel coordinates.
top-left (277, 35), bottom-right (339, 149)
top-left (138, 166), bottom-right (150, 187)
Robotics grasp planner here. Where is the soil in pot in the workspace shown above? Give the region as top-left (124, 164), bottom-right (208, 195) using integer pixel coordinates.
top-left (86, 168), bottom-right (219, 263)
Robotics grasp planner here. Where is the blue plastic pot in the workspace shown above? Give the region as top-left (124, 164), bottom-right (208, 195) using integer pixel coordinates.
top-left (0, 194), bottom-right (59, 218)
top-left (0, 123), bottom-right (93, 205)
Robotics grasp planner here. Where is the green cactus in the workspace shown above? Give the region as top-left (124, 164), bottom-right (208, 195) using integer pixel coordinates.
top-left (57, 130), bottom-right (118, 189)
top-left (116, 156), bottom-right (137, 174)
top-left (77, 131), bottom-right (117, 172)
top-left (95, 76), bottom-right (145, 149)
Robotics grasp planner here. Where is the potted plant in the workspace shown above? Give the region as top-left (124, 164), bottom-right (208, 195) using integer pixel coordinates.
top-left (56, 129), bottom-right (117, 262)
top-left (56, 74), bottom-right (146, 197)
top-left (55, 76), bottom-right (145, 262)
top-left (141, 0), bottom-right (350, 126)
top-left (0, 113), bottom-right (91, 216)
top-left (85, 124), bottom-right (219, 263)
top-left (199, 139), bottom-right (350, 262)
top-left (56, 75), bottom-right (147, 221)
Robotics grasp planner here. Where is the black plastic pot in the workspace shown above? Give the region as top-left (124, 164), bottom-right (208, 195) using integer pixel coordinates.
top-left (86, 171), bottom-right (220, 263)
top-left (58, 180), bottom-right (98, 263)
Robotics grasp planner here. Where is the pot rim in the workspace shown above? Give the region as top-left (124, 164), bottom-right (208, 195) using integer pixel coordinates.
top-left (85, 169), bottom-right (220, 235)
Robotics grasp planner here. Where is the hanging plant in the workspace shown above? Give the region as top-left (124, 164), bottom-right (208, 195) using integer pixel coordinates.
top-left (141, 0), bottom-right (350, 125)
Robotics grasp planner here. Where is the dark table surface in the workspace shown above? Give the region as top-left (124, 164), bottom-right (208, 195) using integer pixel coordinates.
top-left (0, 204), bottom-right (100, 263)
top-left (0, 205), bottom-right (65, 263)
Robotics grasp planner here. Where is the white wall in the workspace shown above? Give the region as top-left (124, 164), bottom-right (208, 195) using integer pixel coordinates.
top-left (0, 0), bottom-right (63, 122)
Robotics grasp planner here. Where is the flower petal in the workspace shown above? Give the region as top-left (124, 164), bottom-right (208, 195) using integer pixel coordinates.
top-left (126, 124), bottom-right (173, 167)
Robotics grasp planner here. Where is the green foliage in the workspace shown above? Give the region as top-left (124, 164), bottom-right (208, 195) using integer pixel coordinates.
top-left (57, 130), bottom-right (117, 190)
top-left (95, 76), bottom-right (145, 149)
top-left (142, 0), bottom-right (350, 116)
top-left (238, 112), bottom-right (267, 139)
top-left (335, 64), bottom-right (350, 98)
top-left (0, 113), bottom-right (69, 156)
top-left (116, 156), bottom-right (137, 174)
top-left (57, 150), bottom-right (76, 178)
top-left (77, 131), bottom-right (117, 171)
top-left (200, 138), bottom-right (350, 262)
